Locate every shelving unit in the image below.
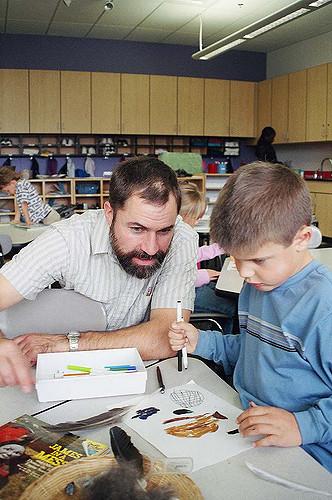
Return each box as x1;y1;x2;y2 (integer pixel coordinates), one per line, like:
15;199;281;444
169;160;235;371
205;174;231;218
0;175;205;221
0;134;223;159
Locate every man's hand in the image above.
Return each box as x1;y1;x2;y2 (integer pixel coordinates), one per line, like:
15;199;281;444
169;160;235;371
0;339;34;392
206;269;221;281
237;401;302;447
13;334;69;366
168;321;199;354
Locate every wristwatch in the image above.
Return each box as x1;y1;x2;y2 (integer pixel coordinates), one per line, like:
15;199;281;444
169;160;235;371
66;331;80;351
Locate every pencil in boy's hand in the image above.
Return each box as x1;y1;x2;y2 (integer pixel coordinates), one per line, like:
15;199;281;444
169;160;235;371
176;300;188;370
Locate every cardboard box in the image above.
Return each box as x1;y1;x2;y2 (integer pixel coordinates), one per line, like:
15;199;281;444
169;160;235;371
35;348;147;402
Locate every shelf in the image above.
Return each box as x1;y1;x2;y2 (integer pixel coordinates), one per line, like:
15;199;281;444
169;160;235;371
45;194;72;198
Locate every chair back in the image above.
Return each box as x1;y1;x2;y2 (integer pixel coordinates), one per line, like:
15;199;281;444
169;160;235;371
0;234;12;267
0;289;107;339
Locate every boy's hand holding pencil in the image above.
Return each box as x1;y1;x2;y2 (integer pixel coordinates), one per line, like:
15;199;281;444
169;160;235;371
168;321;199;354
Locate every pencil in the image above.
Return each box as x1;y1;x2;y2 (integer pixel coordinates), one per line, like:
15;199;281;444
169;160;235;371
177;300;188;370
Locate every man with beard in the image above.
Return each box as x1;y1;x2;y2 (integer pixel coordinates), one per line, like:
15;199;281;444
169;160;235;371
0;157;198;370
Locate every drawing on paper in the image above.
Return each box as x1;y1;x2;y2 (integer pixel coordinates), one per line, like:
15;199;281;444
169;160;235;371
131;407;160;420
164;411;228;438
173;409;193;415
170;389;204;408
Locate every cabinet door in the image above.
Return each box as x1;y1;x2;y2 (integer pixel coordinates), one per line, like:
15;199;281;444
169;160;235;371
121;74;149;134
256;79;271;137
288;70;306;143
327;63;332;141
30;70;61;133
150;75;177;135
271;74;288;143
61;71;91;133
306;64;327;142
92;72;120;134
0;69;29;133
178;77;204;136
204;78;230;136
314;193;332;237
230;81;256;137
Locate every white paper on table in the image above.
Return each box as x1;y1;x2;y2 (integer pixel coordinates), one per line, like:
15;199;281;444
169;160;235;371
124;381;252;471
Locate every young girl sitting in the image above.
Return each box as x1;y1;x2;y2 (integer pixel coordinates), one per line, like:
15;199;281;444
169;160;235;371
0;167;60;226
179;181;237;333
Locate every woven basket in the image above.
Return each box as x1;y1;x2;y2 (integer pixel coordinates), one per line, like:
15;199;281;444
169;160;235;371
19;456;203;500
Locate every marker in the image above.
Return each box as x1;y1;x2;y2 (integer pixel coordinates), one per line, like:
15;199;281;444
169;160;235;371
177;300;188;370
63;372;90;377
104;365;136;371
67;365;91;373
156;366;165;394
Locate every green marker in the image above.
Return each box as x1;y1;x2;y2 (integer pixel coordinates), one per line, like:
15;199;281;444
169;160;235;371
67;364;92;373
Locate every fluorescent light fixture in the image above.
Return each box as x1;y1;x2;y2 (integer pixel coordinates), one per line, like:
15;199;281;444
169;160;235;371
244;8;310;39
309;0;331;6
192;0;332;60
199;39;245;60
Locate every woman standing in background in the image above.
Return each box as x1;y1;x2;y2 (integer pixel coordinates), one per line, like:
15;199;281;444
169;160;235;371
255;126;278;163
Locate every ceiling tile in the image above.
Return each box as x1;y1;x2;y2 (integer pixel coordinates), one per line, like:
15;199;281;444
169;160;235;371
8;0;58;22
126;27;171;43
164;31;199;45
0;0;7;18
140;3;201;30
6;19;48;35
53;0;104;23
94;0;163;27
47;22;91;37
87;24;132;39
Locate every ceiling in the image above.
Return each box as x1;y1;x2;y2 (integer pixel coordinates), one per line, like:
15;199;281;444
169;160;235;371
1;0;332;54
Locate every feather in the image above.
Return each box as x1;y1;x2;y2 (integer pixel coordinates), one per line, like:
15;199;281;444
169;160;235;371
246;462;332;497
42;406;132;432
109;426;144;477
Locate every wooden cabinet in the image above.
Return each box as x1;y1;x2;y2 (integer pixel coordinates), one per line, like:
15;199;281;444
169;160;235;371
121;74;150;134
288;70;307;143
271;74;288;143
61;71;91;134
91;72;120;134
0;69;29;133
178;77;204;136
307;181;332;237
256;79;271;137
306;64;328;142
230;81;256;137
327;63;332;141
150;75;177;135
204;78;230;136
29;70;61;133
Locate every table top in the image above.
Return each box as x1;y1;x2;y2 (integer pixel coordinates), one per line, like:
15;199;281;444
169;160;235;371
0;223;47;245
216;256;243;294
216;249;332;295
30;357;332;500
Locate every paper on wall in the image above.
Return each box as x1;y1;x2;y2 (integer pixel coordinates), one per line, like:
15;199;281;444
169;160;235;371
125;381;252;471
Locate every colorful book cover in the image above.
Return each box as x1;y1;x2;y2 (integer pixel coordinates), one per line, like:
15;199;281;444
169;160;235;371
0;414;109;499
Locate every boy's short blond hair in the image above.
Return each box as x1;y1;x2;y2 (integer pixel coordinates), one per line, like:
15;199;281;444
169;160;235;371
210;162;312;253
0;167;20;189
179;181;206;222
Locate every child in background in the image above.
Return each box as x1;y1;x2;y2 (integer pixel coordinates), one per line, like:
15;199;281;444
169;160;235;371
0;167;60;226
171;163;332;472
179;181;237;333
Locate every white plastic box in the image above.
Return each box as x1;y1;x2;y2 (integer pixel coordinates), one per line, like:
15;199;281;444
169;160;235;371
35;348;147;402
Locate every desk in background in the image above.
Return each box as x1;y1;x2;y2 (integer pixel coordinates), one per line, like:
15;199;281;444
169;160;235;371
33;358;332;500
0;223;47;246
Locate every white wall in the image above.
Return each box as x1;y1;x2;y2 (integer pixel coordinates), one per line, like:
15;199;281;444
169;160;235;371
267;30;332;171
267;29;332;78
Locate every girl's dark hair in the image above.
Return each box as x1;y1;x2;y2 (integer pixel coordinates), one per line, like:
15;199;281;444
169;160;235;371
258;126;276;145
0;167;20;188
109;157;181;213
